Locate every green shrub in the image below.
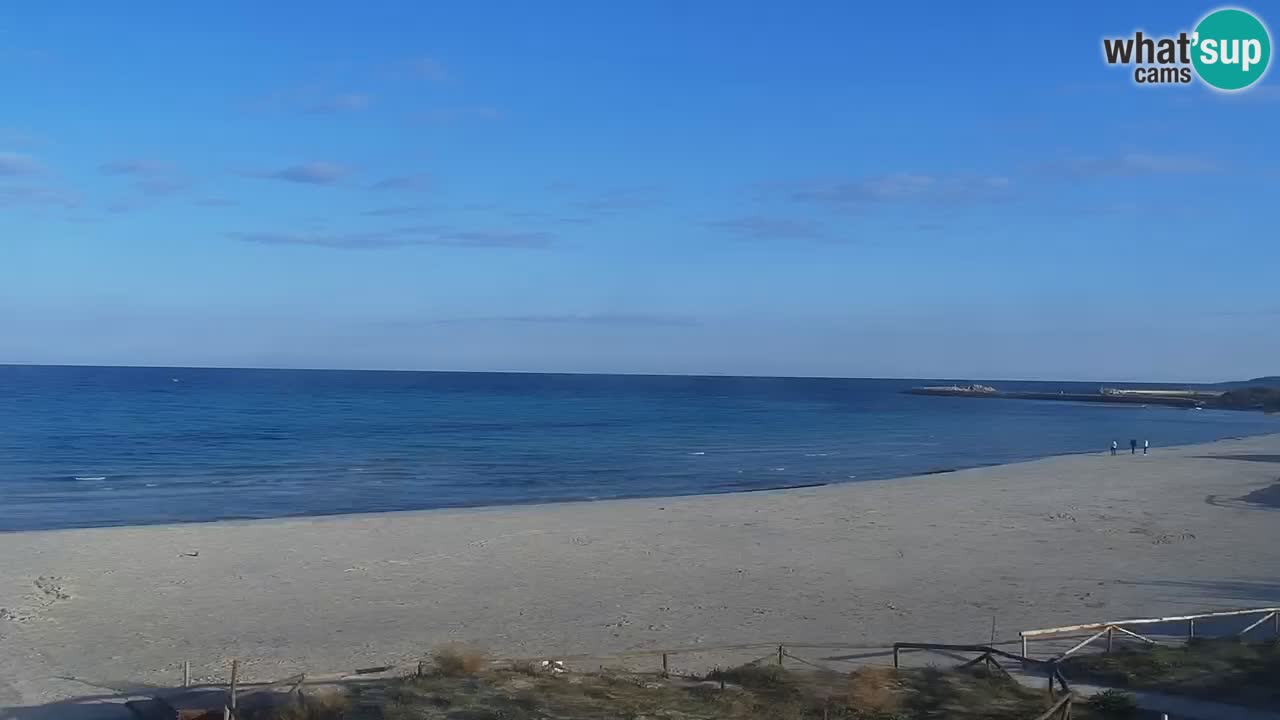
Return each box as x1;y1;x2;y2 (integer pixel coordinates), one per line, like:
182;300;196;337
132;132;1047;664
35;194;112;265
1088;689;1139;718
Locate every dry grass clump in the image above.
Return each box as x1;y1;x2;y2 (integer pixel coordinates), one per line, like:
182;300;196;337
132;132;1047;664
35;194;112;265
705;663;795;692
846;666;902;714
432;644;488;677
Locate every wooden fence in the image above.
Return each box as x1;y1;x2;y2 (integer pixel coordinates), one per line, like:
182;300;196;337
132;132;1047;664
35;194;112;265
135;604;1279;719
1019;605;1280;660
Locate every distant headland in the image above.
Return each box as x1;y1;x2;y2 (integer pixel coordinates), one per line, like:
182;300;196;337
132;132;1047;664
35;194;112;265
906;377;1280;412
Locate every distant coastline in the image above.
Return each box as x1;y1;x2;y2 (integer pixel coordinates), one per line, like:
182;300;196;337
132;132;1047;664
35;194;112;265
906;378;1280;413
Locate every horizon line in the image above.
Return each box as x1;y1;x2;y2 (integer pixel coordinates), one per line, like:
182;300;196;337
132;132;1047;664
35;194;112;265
0;361;1256;387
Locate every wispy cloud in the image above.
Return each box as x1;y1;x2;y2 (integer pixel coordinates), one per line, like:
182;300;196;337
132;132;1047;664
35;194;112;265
503;209;594;226
0;184;79;209
196;197;238;208
246;86;374;115
412;106;503;124
1045;152;1220;177
0;129;42;148
0;155;78;210
100;159;189;196
106;199;144;214
249;162;352;185
229;226;552;250
360;205;429;217
305;93;372;114
0;151;43;176
431;313;698;327
708;215;825;241
370;174;430;191
100;159;164;176
574;186;664;214
406;56;449;83
787;173;1010;210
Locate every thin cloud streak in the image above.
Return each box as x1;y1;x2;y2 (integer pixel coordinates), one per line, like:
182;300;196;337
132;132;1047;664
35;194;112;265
361;206;430;217
0;184;79;209
370;174;430;191
0;129;42;148
100;159;190;196
574;186;664;213
708;215;825;240
305;93;372;114
100;159;166;176
430;313;699;328
249;162;352;185
229;226;553;249
787;173;1011;210
1045;152;1221;177
0;151;43;176
412;106;503;124
406;57;450;83
196;197;238;207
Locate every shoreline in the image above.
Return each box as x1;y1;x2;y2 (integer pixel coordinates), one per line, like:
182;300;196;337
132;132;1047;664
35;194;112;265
4;432;1280;713
6;429;1278;537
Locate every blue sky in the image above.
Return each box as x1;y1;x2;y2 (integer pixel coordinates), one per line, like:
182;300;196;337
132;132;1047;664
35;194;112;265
2;1;1277;382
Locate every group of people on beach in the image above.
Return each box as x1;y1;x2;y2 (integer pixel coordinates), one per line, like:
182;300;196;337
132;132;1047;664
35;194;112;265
1111;439;1149;455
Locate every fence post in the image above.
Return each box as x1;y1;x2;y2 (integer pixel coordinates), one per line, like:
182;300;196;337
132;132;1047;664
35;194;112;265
1106;626;1114;654
417;660;425;677
662;653;669;677
777;645;784;667
183;661;190;688
893;646;900;668
1188;619;1195;640
229;659;239;713
1275;611;1279;638
1021;636;1028;659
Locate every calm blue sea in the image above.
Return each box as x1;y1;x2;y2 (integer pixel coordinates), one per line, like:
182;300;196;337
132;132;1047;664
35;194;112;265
1;365;1276;531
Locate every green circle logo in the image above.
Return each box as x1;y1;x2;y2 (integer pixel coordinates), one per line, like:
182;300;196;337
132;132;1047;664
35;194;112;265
1192;8;1271;91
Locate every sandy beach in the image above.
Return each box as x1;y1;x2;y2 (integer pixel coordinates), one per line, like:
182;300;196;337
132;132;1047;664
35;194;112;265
3;433;1280;717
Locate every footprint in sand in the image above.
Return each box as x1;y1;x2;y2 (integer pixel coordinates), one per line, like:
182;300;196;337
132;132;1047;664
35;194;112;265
0;607;28;622
34;576;72;603
0;577;72;623
1128;526;1196;545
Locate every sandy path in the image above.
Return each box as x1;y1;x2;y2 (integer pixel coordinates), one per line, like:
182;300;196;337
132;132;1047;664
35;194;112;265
2;433;1279;717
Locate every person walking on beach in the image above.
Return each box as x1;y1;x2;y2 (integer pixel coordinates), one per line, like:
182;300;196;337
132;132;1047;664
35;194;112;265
1143;439;1149;455
1111;440;1118;456
1130;439;1137;455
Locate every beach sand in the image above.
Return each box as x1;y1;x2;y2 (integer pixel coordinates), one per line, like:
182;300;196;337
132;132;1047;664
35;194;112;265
3;433;1280;717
